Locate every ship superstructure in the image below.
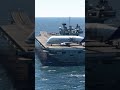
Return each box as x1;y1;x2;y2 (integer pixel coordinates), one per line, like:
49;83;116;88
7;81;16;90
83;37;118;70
59;23;83;36
86;0;116;23
35;23;85;66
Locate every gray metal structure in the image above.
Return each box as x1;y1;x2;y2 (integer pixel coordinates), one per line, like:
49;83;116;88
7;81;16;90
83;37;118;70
59;23;83;36
35;23;85;66
86;0;116;23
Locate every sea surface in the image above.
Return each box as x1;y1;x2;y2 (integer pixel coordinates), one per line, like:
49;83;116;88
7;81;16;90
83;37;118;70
0;37;14;90
0;64;14;90
35;17;85;90
35;17;85;37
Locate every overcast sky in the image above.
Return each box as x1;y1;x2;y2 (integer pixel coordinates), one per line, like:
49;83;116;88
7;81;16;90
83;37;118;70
35;0;85;17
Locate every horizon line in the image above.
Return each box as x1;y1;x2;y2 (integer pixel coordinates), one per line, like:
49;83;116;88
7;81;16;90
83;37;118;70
35;16;85;18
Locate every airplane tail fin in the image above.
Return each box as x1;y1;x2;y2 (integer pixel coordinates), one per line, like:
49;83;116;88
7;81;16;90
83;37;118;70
108;26;120;40
25;31;35;44
81;38;85;42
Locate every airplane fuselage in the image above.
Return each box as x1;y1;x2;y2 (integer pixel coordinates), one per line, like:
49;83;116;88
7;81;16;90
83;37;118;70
86;23;117;41
46;36;84;45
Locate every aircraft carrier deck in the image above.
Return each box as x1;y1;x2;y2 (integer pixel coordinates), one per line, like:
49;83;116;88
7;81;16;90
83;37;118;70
86;40;120;90
35;31;85;66
0;11;34;90
36;31;84;49
86;40;120;60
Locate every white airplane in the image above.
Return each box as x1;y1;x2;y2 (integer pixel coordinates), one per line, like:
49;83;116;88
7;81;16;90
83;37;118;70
86;23;120;48
86;23;120;41
46;36;84;45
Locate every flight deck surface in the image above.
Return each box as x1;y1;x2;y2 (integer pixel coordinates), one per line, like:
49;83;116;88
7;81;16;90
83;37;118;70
0;25;34;52
35;31;85;49
86;41;120;60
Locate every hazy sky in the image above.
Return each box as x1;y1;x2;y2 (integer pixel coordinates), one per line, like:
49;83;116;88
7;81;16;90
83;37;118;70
35;0;85;17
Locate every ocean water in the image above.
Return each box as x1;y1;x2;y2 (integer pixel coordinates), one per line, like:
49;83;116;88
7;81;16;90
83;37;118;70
35;17;85;37
0;64;14;90
35;17;85;90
